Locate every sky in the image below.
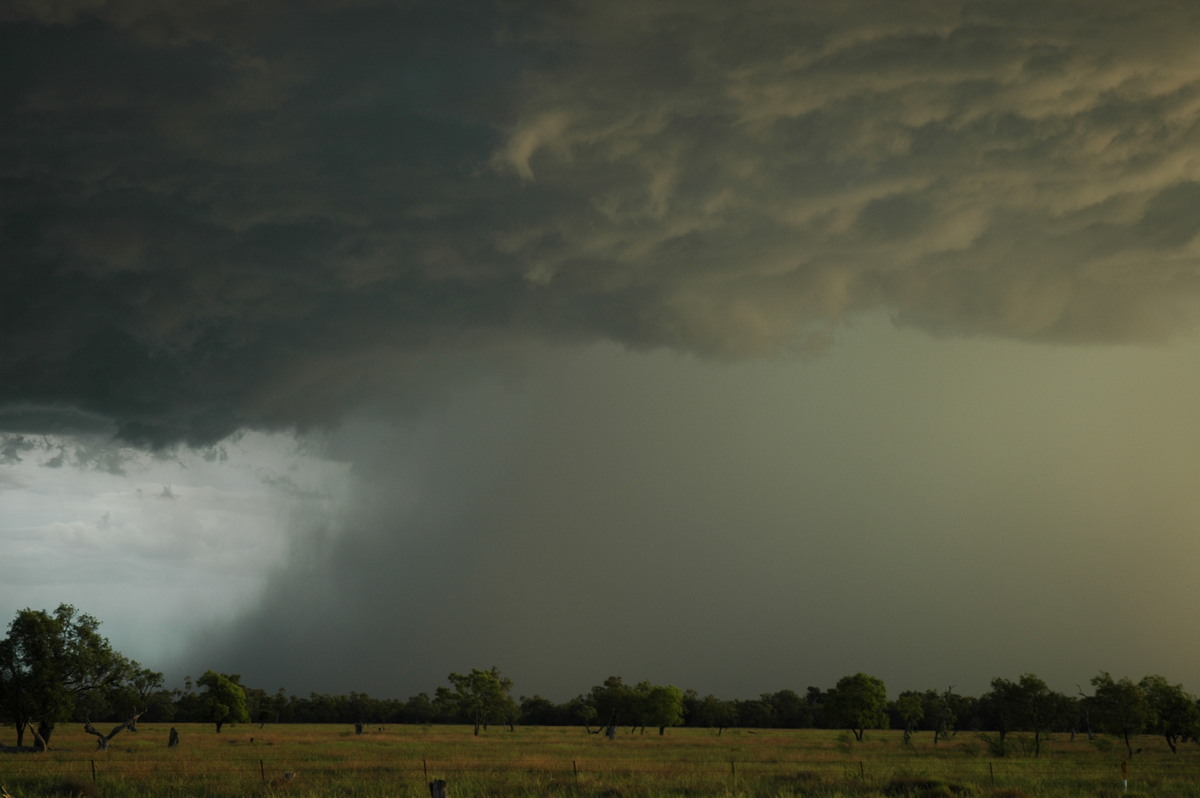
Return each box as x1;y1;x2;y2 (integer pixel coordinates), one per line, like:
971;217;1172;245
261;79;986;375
4;1;1200;703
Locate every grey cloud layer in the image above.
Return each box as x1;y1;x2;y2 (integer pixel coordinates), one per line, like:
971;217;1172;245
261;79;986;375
5;1;1200;444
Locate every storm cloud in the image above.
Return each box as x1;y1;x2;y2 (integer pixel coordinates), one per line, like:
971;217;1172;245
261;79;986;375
4;1;1200;446
6;2;1200;700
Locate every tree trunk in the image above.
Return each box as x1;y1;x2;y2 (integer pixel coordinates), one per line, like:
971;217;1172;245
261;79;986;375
85;712;143;751
215;721;224;734
33;721;53;751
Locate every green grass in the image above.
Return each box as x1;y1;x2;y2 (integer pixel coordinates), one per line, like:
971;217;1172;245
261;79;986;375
2;725;1200;797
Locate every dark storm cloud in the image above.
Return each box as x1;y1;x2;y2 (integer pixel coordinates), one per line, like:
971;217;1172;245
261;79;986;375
5;1;1200;445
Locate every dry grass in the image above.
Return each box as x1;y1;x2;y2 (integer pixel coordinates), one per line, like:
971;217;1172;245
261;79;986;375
1;725;1200;797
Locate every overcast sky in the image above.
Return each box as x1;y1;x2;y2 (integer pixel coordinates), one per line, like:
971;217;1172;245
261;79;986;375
5;1;1200;702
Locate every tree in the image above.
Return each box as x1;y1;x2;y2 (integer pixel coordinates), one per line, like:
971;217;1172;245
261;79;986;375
197;671;249;733
688;694;738;734
638;683;685;735
892;692;924;744
587;676;636;731
1091;672;1151;757
439;667;514;736
1017;673;1065;758
978;674;1064;757
1139;674;1200;754
825;673;888;741
978;677;1023;754
0;605;159;749
920;688;957;744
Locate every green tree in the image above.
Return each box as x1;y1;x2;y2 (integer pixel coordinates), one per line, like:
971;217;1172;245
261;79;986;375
439;667;514;736
1018;673;1065;758
638;683;685;735
1091;672;1151;757
920;688;956;744
978;677;1023;754
893;691;924;744
689;693;738;734
588;676;636;731
197;671;249;733
1139;674;1200;754
825;673;888;741
0;605;159;749
978;674;1064;757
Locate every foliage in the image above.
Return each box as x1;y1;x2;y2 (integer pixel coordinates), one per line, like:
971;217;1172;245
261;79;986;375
1090;671;1151;757
824;672;888;741
0;604;161;749
637;682;685;734
978;673;1067;757
892;691;924;743
436;667;515;735
197;671;249;733
1138;673;1200;754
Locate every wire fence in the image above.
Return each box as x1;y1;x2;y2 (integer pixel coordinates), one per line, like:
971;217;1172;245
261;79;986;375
2;754;1193;794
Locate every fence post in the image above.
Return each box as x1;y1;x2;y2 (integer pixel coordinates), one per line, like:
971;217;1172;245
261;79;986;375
90;760;97;785
573;760;578;783
260;759;266;783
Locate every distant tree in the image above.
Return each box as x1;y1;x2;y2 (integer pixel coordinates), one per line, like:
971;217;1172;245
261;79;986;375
404;692;437;724
763;689;815;728
0;605;160;749
1139;675;1200;754
689;694;737;734
920;688;957;744
1091;672;1151;757
893;692;924;744
1018;673;1066;758
439;667;514;735
588;676;636;731
978;674;1064;757
197;671;249;733
978;677;1023;754
638;683;685;735
565;696;599;731
825;673;888;741
518;695;560;725
734;697;774;728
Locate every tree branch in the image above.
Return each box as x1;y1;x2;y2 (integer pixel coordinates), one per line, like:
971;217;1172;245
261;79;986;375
83;710;144;751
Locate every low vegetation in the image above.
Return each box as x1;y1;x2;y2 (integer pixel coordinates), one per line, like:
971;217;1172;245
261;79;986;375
3;723;1200;798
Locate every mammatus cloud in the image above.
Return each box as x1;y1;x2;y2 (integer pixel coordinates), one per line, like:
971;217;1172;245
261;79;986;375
4;2;1200;447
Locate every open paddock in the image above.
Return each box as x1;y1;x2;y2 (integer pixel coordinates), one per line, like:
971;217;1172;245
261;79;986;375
2;724;1199;797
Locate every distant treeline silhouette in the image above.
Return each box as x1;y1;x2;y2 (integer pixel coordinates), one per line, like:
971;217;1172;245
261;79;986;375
151;671;1197;754
10;606;1191;756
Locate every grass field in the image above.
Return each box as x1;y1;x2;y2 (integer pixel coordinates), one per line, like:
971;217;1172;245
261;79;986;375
3;723;1200;797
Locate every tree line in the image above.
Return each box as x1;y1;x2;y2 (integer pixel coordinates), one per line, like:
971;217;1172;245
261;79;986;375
3;606;1198;757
